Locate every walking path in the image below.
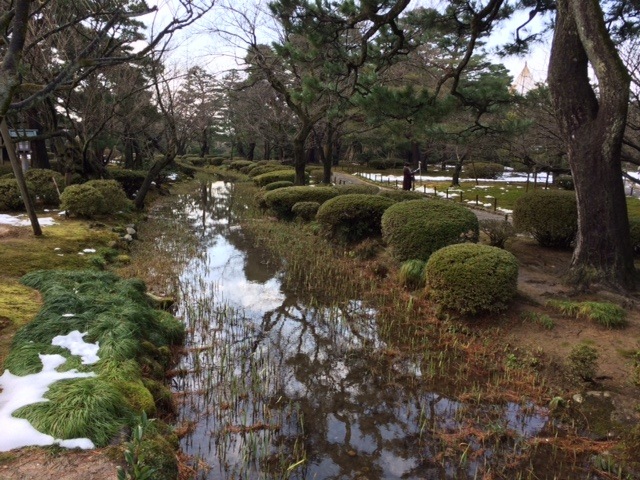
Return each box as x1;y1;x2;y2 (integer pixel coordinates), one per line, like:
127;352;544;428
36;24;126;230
331;170;509;222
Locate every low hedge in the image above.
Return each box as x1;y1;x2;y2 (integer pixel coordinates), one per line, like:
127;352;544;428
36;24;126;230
0;178;28;211
291;201;320;221
377;190;423;202
263;180;294;191
424;243;519;315
253;169;297;187
247;163;286;178
334;184;380;195
316;194;395;244
229;160;254;171
263;186;338;220
84;180;132;213
60;180;131;217
463;162;504;179
381;199;479;262
24;168;64;206
513;190;577;248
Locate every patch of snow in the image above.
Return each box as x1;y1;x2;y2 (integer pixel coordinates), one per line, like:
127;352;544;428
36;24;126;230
51;331;99;365
82;248;96;253
0;214;56;227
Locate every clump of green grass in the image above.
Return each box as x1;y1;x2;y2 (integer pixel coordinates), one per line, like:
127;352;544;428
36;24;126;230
13;377;132;447
398;259;426;290
547;300;627;328
520;310;555;330
4;269;184;446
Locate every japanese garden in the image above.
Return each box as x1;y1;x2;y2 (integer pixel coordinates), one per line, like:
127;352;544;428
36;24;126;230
1;0;640;479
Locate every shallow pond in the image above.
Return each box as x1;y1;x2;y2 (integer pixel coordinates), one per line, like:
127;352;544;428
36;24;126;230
154;181;555;479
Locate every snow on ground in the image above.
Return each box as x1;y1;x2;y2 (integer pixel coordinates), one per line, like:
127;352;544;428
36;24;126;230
0;331;100;452
0;214;57;227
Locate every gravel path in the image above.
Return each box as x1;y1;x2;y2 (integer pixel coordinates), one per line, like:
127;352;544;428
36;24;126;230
331;171;510;222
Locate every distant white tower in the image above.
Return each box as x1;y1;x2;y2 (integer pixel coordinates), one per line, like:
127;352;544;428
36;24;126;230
511;62;536;95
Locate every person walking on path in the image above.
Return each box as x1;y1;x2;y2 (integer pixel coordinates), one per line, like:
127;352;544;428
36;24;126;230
402;162;418;191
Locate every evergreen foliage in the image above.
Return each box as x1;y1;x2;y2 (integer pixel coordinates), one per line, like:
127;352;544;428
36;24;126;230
316;194;395;243
24;168;64;206
109;168;147;198
381;199;479;261
84;180;133;213
263;186;338;220
253;169;297;187
263;180;294;191
0;178;28;211
424;243;519;315
463;162;504;179
513;190;577;248
291;201;320;221
334;184;380;195
59;184;106;218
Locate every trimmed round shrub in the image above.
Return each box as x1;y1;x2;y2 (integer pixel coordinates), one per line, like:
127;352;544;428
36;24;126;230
108;168;147;198
229;160;254;171
263;186;338;220
424;243;519;315
248;163;286;178
24;168;65;206
317;194;395;244
0;178;27;211
381;199;479;262
513;190;577;248
378;189;423;202
60;183;106;217
264;180;294;191
334;184;380;195
84;179;132;213
399;259;426;290
464;162;504;179
207;156;225;166
253;169;297;187
292;201;320;221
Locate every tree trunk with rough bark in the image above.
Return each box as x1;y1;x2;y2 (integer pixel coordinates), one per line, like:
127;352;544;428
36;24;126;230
548;0;635;291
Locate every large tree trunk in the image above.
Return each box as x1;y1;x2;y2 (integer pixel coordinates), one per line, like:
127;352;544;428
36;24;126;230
27;109;50;169
548;0;634;291
293;124;311;185
322;124;334;184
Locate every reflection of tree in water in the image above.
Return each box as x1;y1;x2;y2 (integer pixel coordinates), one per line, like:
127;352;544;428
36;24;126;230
173;181;547;480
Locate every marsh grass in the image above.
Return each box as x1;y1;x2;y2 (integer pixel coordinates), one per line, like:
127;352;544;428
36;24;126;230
4;268;184;446
547;300;628;328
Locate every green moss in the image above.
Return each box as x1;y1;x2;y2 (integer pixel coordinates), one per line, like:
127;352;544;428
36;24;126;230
138;435;179;480
114;380;156;416
381;199;479;262
424;243;519;315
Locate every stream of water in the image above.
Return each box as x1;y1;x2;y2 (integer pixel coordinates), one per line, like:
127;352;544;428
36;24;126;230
157;181;550;479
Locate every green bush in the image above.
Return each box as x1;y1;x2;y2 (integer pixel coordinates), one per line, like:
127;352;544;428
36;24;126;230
24;168;64;206
60;183;106;218
424;243;519;315
0;178;28;211
479;219;516;248
247;163;286;178
85;180;133;213
567;343;599;381
229;160;254;171
207;156;225;166
398;259;426;290
334;184;380;195
263;180;294;191
464;162;504;179
108;168;147;198
263;186;338;220
381;199;479;262
377;189;423;202
555;174;574;190
513;190;577;248
253;169;297;187
292;201;320;221
316;194;395;244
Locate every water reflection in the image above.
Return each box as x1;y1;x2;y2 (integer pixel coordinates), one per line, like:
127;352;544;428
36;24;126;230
159;181;549;479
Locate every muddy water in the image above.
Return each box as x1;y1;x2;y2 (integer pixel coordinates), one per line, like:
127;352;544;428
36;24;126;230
165;182;549;479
